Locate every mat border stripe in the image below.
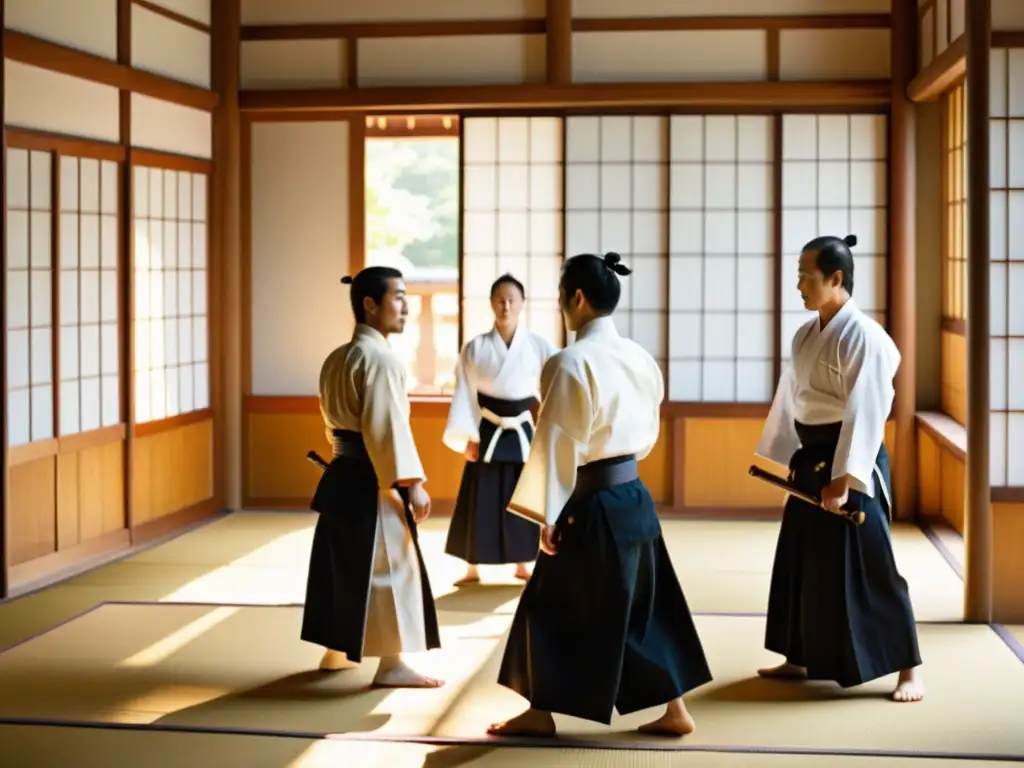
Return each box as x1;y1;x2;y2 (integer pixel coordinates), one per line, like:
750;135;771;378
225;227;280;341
0;717;1022;762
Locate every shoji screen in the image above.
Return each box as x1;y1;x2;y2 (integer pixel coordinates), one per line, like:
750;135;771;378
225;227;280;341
58;157;121;435
990;48;1024;486
667;115;775;402
5;148;55;446
780;114;889;364
564;115;668;373
461;117;564;347
133;166;210;424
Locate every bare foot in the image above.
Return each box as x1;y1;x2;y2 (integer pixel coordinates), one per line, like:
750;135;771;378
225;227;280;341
514;564;531;581
757;661;807;679
891;667;924;702
319;650;358;671
487;708;556;737
637;698;696;737
372;659;444;689
454;566;480;587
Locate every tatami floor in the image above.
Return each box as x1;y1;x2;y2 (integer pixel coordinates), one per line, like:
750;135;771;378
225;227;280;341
0;511;1021;768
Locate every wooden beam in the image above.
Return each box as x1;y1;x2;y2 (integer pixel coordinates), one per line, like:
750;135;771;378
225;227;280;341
964;0;992;624
1;0;10;600
242;19;544;41
890;0;917;522
546;0;572;86
907;35;965;101
212;0;244;513
3;30;219;112
132;0;211;33
240;80;892;113
238;14;891;41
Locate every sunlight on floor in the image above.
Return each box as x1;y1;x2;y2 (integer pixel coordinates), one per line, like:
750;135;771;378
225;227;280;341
118;607;240;667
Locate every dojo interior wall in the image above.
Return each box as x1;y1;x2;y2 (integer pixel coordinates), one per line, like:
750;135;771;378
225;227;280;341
2;0;220;595
240;0;899;516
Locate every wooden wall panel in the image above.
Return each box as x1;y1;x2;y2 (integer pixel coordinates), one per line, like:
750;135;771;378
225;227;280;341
993;501;1024;622
131;3;212;88
240;40;348;90
572;31;766;83
571;0;891;16
132;419;213;524
3;0;118;60
941;329;966;424
245;405;674;509
357;35;545;87
241;0;545;25
916;412;966;533
7;457;56;565
779;29;892;80
4;63;121;143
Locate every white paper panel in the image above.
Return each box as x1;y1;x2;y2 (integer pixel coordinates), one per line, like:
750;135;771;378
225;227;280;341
131;93;213;159
358;36;545;87
145;0;210;25
241;0;544;24
573;0;889;16
564;116;667;370
573;31;766;83
462;117;564;350
5;62;120;143
240;40;347;90
993;0;1024;30
132;4;212;88
4;0;118;60
667;115;775;403
250;121;351;396
780;113;889;364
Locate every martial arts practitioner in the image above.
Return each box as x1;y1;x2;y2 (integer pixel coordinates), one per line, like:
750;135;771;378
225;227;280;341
487;252;713;738
755;234;924;702
301;266;444;688
443;274;558;586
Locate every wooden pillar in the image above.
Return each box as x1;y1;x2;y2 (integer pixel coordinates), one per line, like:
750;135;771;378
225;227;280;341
546;0;572;86
890;0;917;521
964;0;992;623
1;0;10;599
213;0;243;511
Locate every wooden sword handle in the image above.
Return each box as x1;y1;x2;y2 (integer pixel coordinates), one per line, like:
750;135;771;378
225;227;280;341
748;465;866;525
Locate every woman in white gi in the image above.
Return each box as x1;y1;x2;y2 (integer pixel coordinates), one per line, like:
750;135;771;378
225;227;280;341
755;234;924;702
443;274;558;585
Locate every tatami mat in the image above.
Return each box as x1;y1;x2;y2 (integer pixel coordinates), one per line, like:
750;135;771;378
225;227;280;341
1;602;1020;759
1;726;1014;768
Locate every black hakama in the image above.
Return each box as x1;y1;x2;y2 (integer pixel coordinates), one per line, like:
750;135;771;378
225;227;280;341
300;429;441;663
764;420;922;687
444;393;540;565
498;456;713;724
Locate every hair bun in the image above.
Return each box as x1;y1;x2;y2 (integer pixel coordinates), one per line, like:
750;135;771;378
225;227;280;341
843;234;858;248
602;251;633;276
340;275;354;285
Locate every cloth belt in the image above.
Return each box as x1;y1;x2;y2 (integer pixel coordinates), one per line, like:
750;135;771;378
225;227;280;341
479;407;533;463
574;456;639;496
331;430;369;461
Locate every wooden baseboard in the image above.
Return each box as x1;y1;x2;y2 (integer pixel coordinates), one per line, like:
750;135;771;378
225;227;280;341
132;498;223;546
6;529;132;598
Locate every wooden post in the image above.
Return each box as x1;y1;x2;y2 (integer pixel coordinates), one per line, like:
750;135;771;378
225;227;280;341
890;0;918;521
213;0;243;512
964;0;992;623
546;0;572;86
1;0;10;599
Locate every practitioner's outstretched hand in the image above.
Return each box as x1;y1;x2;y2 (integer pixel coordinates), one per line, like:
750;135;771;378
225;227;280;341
465;442;480;462
409;481;431;523
539;525;558;556
821;476;849;513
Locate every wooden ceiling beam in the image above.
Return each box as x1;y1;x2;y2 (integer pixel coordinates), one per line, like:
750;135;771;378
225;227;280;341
239;80;892;113
239;14;891;42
